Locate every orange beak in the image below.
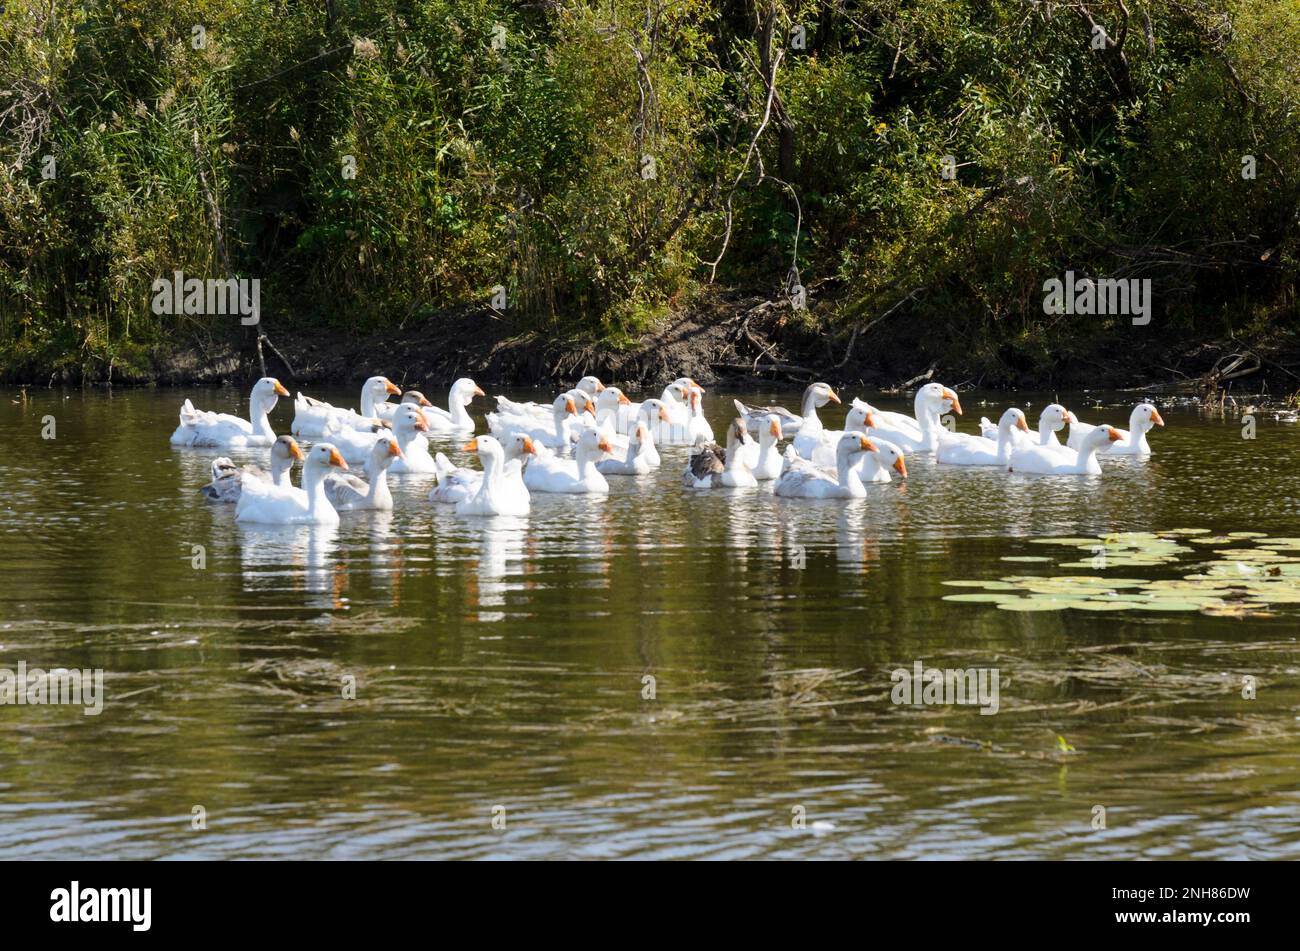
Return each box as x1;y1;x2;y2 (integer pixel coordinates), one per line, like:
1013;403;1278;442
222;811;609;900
827;387;841;404
598;437;613;453
1150;408;1165;426
462;438;478;452
328;448;347;469
658;406;671;422
1065;410;1077;424
688;379;704;393
594;381;606;392
387;440;404;459
288;440;305;461
864;411;877;429
565;398;577;416
1016;416;1030;432
942;389;963;415
859;436;877;452
472;385;486;398
385;380;402;395
617;392;631;405
413;415;429;432
521;436;537;455
418;395;432;407
272;380;290;397
1106;426;1123;441
769;419;782;438
893;455;908;477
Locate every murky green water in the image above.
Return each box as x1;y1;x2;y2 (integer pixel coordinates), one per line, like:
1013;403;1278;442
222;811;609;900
1;385;1298;859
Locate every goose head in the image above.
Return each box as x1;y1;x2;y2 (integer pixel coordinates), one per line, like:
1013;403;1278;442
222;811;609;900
501;433;538;461
462;434;505;466
595;386;631;419
673;376;704;395
723;418;753;462
803;381;841;412
576;375;606;395
451;378;486;407
553;392;580;424
759;414;782;447
871;439;908;478
307;442;348;474
575;427;614;461
365;376;401;401
998;407;1030;436
845;402;876;432
638;398;672;425
1131;402;1165;433
251;376;290;413
1040;403;1074;433
401;390;433;408
271;434;305;465
1084;425;1125;452
917;382;962;417
394;405;430;438
367;434;403;472
836;431;875;465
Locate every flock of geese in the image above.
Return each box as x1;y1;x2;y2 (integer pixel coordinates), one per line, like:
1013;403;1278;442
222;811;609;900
169;374;1166;523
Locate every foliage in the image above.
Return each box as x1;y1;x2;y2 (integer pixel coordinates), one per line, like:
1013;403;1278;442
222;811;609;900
1;0;1297;379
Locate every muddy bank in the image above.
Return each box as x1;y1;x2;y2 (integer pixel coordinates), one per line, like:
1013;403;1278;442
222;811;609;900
6;287;1300;398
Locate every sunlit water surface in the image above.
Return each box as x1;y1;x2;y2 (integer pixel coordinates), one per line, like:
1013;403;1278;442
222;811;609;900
1;385;1298;859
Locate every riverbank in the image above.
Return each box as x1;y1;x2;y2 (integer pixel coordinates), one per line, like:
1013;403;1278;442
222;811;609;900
5;287;1299;399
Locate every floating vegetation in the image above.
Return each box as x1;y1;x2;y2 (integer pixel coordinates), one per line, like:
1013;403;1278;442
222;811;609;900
941;529;1299;617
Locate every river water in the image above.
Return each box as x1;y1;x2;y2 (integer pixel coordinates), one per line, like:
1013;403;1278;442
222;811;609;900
1;384;1297;859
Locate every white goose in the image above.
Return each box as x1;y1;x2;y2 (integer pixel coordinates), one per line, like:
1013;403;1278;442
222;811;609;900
682;419;757;489
488;393;583;453
523;428;611;494
388;405;437;473
597;422;655;476
865;382;961;453
421;378;485;433
200;435;303;503
170;377;288;448
738;410;785;481
430;433;535;507
683;382;714;443
236;442;348;525
737;381;840;438
774;432;876;499
319;413;395;466
592;387;633;436
937;407;1028;466
1008;425;1122;475
455;435;532;517
798;402;875;466
857;438;908;483
1067;402;1165;456
981;402;1075;452
291;376;401;438
324;435;403;511
648;381;699;445
603;399;671;468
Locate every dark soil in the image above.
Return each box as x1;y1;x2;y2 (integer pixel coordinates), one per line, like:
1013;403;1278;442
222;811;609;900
6;286;1300;399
